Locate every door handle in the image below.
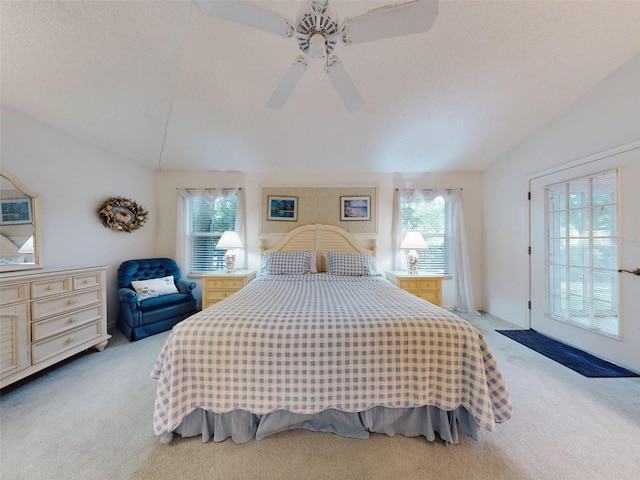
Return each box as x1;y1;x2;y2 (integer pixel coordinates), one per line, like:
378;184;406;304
618;268;640;276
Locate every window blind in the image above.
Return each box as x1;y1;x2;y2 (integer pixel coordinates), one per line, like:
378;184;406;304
401;195;452;275
189;195;238;273
546;169;619;338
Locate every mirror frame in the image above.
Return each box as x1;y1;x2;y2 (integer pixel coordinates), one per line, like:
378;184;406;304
0;170;42;272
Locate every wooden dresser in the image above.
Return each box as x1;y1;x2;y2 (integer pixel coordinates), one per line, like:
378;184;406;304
0;266;110;389
385;271;443;306
201;270;257;310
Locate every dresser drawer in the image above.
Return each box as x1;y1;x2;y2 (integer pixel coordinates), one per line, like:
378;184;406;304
32;304;103;342
419;279;441;290
206;278;245;290
204;290;232;303
0;283;29;304
31;321;103;364
207;279;226;289
31;276;73;299
73;271;103;290
398;279;421;290
413;291;440;303
31;287;102;321
224;278;246;289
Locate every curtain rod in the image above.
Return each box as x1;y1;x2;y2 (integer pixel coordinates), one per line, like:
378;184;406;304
175;187;242;190
395;188;463;191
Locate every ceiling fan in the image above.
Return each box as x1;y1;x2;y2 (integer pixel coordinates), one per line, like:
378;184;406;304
194;0;438;112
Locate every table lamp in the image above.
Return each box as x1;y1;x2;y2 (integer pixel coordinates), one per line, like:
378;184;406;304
216;231;243;272
401;232;428;275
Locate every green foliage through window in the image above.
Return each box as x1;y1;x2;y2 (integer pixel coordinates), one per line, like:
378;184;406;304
189;195;238;273
401;196;451;275
545;169;619;338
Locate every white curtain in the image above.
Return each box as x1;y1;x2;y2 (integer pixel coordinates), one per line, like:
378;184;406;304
175;188;244;274
393;188;478;315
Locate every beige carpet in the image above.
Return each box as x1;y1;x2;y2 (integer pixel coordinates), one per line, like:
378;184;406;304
1;312;639;480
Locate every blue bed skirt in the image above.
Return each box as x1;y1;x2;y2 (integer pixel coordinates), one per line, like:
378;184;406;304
161;406;480;445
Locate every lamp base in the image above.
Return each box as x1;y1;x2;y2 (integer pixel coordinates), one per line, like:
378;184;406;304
224;250;236;273
407;250;419;275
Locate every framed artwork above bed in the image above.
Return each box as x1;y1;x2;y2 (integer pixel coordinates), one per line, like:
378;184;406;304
261;186;378;234
267;196;298;221
340;196;370;221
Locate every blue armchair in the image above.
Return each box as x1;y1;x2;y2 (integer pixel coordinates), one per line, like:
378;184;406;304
117;258;197;341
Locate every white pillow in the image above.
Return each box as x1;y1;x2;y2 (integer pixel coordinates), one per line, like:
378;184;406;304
131;275;179;300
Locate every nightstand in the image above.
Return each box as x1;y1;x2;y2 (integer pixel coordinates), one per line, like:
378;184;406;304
201;270;257;309
385;271;442;306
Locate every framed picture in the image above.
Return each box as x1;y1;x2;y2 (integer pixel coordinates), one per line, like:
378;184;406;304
341;196;371;221
267;196;298;221
0;198;32;225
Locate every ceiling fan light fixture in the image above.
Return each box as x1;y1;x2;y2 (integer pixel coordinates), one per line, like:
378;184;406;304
308;33;326;58
196;0;440;111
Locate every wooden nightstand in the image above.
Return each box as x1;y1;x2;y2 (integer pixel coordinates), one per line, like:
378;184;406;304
385;271;442;306
201;270;257;309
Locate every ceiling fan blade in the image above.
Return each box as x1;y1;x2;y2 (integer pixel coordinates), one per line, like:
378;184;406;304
194;0;293;37
340;0;438;45
325;56;363;112
268;57;309;109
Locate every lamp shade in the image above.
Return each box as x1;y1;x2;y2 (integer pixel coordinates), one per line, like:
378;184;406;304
401;232;428;250
216;231;243;249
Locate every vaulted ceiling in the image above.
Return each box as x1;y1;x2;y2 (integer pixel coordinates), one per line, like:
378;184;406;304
2;0;640;173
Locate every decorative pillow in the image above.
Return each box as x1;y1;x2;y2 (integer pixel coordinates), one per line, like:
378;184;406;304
268;251;312;275
131;275;179;300
261;252;272;274
326;252;379;276
262;251;317;274
308;252;318;273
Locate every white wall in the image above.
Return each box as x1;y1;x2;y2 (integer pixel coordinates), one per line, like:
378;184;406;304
1;107;157;326
155;170;484;310
1;106;484;327
483;53;640;326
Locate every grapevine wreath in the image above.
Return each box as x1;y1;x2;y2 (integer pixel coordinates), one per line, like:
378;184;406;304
97;196;148;232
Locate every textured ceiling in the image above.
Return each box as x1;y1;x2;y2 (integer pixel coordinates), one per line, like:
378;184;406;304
2;0;640;173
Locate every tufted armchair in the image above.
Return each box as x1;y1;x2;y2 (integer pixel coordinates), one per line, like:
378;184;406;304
117;258;197;341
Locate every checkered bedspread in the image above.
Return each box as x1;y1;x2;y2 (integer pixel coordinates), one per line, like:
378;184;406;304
151;275;512;436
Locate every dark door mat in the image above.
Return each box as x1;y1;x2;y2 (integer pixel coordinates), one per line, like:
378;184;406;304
496;329;638;378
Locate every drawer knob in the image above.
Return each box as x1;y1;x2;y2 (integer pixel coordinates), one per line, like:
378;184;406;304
84;279;90;284
68;299;77;305
47;285;54;290
65;337;75;344
68;317;76;323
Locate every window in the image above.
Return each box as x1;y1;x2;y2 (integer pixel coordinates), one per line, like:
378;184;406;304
545;170;619;337
401;195;452;275
187;193;238;273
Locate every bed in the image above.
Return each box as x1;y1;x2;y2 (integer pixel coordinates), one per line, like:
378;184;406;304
151;224;512;445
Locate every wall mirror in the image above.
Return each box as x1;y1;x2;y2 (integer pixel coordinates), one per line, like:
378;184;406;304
0;170;41;272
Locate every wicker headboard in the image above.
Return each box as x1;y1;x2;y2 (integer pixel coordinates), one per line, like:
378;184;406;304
260;224;376;273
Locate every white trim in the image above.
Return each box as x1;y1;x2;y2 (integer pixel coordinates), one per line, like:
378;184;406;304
526;140;640;330
527;139;640;180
